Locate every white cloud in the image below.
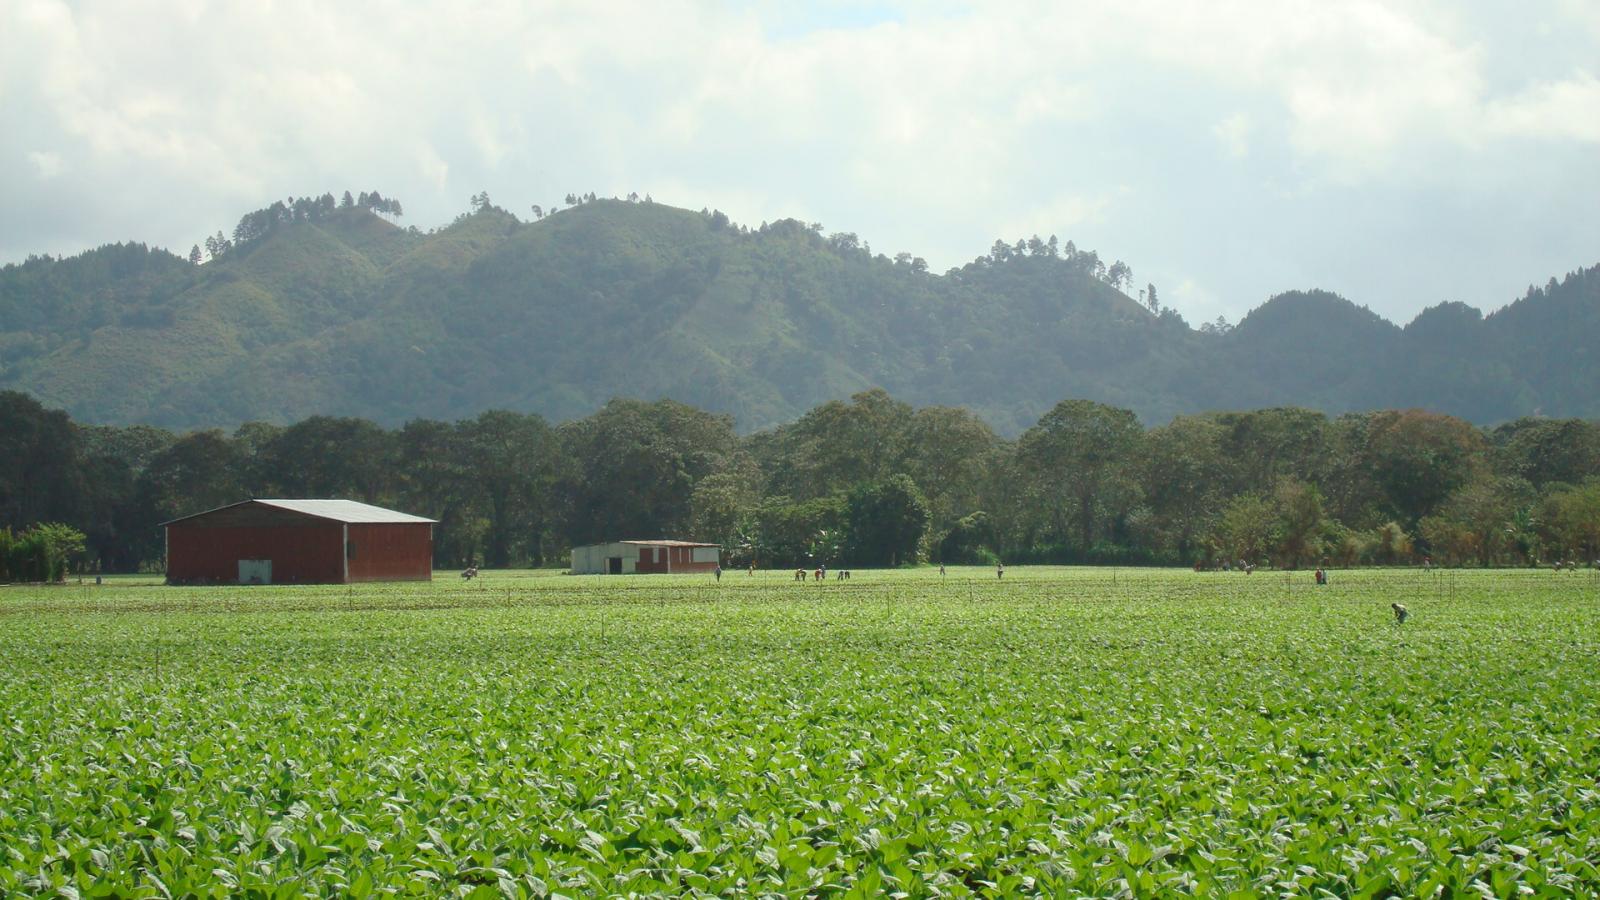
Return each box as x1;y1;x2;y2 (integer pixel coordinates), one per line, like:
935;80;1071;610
1212;114;1253;159
999;192;1119;242
28;150;63;179
1169;278;1229;325
1485;71;1600;142
1;1;1596;324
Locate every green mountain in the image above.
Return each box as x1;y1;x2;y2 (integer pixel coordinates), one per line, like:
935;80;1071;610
2;197;1596;434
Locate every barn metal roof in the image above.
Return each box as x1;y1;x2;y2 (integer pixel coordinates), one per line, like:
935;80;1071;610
161;498;437;526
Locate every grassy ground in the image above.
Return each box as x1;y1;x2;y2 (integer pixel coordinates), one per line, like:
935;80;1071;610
3;567;1598;896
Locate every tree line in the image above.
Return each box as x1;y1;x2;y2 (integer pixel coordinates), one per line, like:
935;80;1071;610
2;389;1597;577
193;190;405;264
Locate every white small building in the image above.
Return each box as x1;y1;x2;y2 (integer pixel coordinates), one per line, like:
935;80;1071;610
570;540;721;575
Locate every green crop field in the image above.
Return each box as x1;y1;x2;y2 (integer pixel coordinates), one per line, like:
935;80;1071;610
3;567;1598;897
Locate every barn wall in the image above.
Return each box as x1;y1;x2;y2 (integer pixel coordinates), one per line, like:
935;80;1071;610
166;522;344;584
346;523;433;582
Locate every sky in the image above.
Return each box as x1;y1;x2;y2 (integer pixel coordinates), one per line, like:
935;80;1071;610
3;0;1598;326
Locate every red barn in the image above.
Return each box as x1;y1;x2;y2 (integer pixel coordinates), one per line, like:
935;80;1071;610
162;499;435;585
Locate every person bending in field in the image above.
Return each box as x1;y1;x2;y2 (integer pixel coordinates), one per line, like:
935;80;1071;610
795;568;805;582
1392;602;1408;624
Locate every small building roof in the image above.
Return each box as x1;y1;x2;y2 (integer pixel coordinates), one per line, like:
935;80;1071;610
619;539;721;547
569;539;720;549
162;498;437;527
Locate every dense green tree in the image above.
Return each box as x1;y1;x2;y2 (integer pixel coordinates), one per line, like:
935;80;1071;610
0;391;86;532
1364;410;1487;526
1492;418;1600;489
1017;399;1143;549
1214;493;1276;564
1;522;86;582
900;405;999;534
845;474;929;567
1209;408;1331;496
131;431;248;564
1418;477;1529;566
762;390;915;501
689;463;762;554
558;399;740;546
1138;416;1229;561
936;510;997;564
1273;478;1326;568
460;410;558;567
741;495;846;568
256;416;396;502
1539;479;1600;562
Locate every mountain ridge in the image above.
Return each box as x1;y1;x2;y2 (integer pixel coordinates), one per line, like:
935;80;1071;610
1;197;1595;434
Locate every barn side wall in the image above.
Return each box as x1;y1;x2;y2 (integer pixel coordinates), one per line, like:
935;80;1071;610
166;522;344;584
346;523;433;582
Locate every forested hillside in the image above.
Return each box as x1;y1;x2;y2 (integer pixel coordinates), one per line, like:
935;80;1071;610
2;193;1597;433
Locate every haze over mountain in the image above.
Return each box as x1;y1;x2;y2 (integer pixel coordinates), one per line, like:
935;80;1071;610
1;195;1595;435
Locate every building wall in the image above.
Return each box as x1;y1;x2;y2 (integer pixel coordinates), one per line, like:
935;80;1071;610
571;543;720;574
572;542;637;574
166;522;344;584
634;544;719;574
346;523;433;582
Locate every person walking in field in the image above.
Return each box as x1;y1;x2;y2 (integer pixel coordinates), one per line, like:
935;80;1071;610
714;564;722;582
996;562;1005;580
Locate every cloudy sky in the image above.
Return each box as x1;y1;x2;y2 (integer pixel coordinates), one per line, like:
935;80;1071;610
4;0;1597;324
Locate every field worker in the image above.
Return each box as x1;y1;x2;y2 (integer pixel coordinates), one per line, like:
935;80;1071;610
997;562;1005;580
714;564;722;581
748;563;755;575
814;566;823;582
1314;568;1326;585
1392;602;1408;624
795;568;804;582
939;564;946;577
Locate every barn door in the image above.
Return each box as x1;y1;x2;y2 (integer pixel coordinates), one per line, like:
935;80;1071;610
238;559;272;585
